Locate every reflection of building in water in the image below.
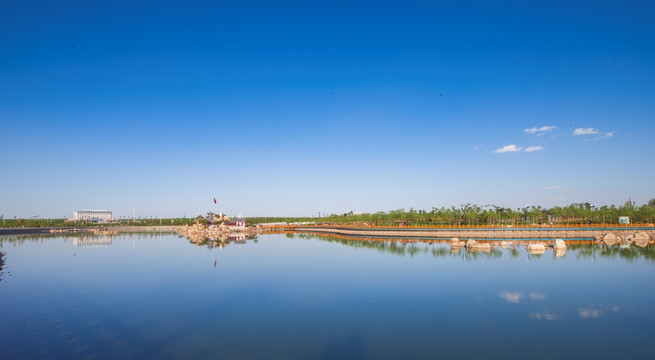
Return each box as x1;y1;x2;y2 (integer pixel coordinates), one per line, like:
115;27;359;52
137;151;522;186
73;210;112;222
228;217;247;230
230;234;247;242
73;235;112;247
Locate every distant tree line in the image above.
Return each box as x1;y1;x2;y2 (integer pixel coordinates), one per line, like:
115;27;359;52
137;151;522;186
249;199;655;226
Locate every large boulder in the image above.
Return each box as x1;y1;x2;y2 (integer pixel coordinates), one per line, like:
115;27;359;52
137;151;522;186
602;233;620;246
553;239;567;249
633;232;650;247
472;243;492;252
467;239;491;252
450;237;460;245
527;243;546;254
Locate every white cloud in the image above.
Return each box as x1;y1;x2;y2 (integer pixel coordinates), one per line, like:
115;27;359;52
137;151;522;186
473;145;482;150
494;144;522;153
525;126;556;135
573;128;599;136
528;292;547;300
589;132;614;141
499;291;523;303
524;146;544;152
578;308;603;319
581;131;615;142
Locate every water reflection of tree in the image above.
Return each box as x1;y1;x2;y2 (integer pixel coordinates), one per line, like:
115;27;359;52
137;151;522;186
0;232;171;247
298;233;418;256
432;247;450;258
300;233;653;261
304;233;506;259
0;251;5;282
568;244;654;262
463;247;503;260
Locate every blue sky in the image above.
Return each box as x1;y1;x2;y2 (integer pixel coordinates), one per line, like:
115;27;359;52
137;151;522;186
1;0;654;218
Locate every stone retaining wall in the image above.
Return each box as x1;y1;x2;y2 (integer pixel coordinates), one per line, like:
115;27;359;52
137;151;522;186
294;227;655;240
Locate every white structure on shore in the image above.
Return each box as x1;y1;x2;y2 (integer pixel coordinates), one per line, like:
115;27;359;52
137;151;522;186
73;210;112;222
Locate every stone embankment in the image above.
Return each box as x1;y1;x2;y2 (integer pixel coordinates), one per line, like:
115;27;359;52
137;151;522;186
293;226;654;245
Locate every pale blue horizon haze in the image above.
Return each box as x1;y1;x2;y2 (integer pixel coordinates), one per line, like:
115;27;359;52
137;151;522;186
1;0;654;219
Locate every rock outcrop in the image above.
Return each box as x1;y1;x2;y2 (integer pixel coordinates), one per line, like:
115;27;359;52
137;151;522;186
450;237;462;246
602;233;620;246
633;232;650;247
527;243;546;254
466;239;491;252
553;239;567;249
176;223;259;243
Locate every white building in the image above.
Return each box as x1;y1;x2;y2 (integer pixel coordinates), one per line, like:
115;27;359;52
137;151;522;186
73;210;112;222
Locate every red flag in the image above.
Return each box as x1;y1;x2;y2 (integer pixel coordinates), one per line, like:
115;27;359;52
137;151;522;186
213;198;217;204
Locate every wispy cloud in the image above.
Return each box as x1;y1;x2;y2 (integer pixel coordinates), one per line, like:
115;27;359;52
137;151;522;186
499;291;523;303
578;308;603;319
494;144;522;153
500;291;549;304
573;128;615;141
525;126;556;136
473;145;482;150
573;128;599;136
524;146;544;152
530;311;559;320
528;292;547;300
585;132;614;141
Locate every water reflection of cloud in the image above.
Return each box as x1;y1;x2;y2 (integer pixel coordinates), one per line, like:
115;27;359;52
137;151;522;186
578;308;603;318
528;292;547;300
500;291;548;303
529;311;560;320
499;291;524;303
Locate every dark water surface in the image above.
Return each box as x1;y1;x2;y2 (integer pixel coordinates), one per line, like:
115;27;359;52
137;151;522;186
1;233;653;359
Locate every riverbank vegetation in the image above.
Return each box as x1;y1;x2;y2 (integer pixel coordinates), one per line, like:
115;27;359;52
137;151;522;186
249;199;655;226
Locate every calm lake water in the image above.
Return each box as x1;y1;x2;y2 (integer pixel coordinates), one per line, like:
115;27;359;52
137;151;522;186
1;233;653;359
